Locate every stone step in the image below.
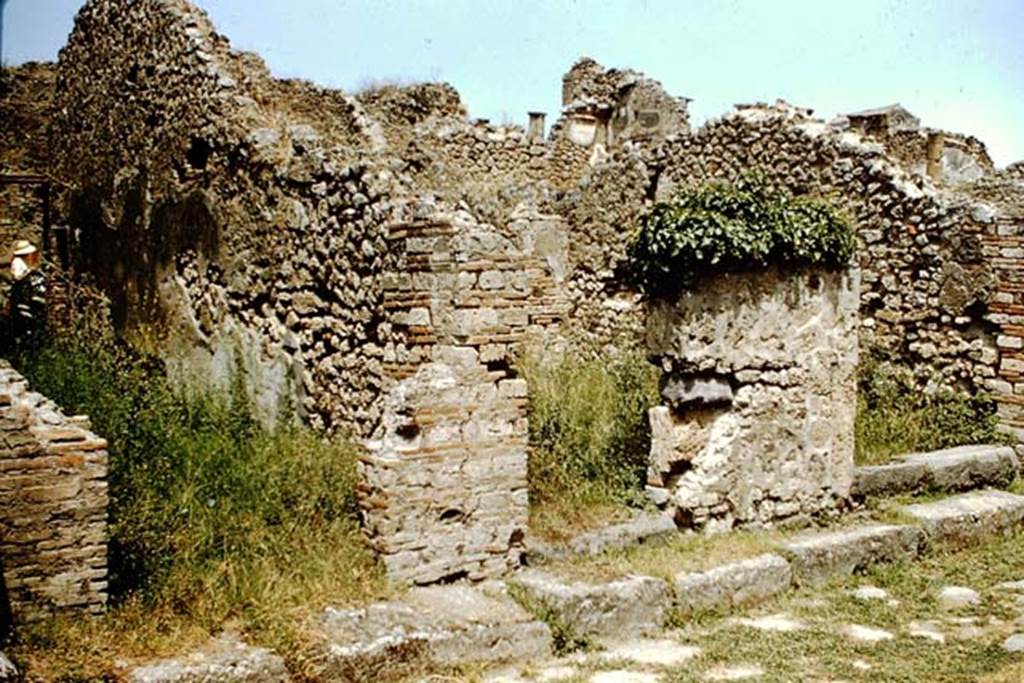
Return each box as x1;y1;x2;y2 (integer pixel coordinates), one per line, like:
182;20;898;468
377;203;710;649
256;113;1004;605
314;584;551;682
853;445;1019;498
127;635;287;683
525;511;677;563
674;553;792;614
508;570;671;639
900;489;1024;550
778;524;924;587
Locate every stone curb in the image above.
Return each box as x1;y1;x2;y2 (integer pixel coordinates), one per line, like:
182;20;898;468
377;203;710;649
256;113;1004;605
900;489;1024;550
779;524;925;587
852;445;1019;498
508;570;671;639
525;511;677;563
674;553;791;614
313;584;552;682
127;635;287;683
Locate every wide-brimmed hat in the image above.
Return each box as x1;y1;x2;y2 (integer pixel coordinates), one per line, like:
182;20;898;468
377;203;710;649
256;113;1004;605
12;240;37;257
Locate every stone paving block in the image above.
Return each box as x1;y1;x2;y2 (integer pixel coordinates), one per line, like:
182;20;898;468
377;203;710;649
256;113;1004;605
852;445;1019;498
674;553;792;613
128;635;287;683
315;584;551;682
901;489;1024;549
526;512;678;562
509;570;671;638
779;524;924;586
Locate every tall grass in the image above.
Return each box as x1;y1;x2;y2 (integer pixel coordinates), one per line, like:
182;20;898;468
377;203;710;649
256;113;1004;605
9;333;385;679
855;353;1011;465
520;343;660;538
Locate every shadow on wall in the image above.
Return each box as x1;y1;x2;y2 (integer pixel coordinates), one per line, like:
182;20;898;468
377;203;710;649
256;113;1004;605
69;178;220;330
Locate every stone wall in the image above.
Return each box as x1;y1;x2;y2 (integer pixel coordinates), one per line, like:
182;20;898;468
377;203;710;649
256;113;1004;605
645;268;859;530
359;205;566;583
30;0;1024;586
0;361;108;622
653;103;1000;395
0;62;55;250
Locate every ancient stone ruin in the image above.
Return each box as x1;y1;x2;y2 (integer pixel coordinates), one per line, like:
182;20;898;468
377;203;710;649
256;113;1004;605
646;268;860;530
0;0;1022;589
0;363;108;623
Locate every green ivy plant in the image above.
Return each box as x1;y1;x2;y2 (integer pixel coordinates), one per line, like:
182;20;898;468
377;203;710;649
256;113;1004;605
629;173;856;295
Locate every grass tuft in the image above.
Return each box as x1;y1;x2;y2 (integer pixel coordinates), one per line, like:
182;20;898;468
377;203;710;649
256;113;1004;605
520;342;660;540
7;333;386;679
854;352;1011;465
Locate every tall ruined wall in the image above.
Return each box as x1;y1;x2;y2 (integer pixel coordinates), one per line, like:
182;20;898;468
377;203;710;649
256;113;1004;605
51;0;396;433
0;62;55;250
652;104;1001;394
0;361;108;622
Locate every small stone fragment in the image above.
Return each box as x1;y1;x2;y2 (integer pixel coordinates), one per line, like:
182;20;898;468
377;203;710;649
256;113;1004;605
590;671;661;683
908;621;946;643
843;624;895;643
734;613;805;632
1003;634;1024;653
598;638;701;666
705;664;766;680
851;586;890;602
938;586;981;610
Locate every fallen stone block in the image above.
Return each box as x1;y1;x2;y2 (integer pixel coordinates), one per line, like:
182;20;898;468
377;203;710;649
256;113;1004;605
674;553;792;613
525;511;677;562
852;445;1019;498
128;635;287;683
509;570;671;639
779;524;924;586
314;584;551;682
900;489;1024;549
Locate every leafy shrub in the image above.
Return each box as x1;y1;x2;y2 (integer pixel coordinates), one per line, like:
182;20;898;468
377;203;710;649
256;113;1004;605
521;343;660;532
856;353;1012;465
11;333;384;673
629;173;856;295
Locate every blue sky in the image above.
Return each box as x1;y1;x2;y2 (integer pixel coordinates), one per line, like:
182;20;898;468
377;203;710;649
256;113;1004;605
5;0;1024;165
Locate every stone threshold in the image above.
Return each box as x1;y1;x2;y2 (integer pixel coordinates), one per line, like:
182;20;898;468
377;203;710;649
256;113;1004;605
123;487;1024;681
852;444;1020;498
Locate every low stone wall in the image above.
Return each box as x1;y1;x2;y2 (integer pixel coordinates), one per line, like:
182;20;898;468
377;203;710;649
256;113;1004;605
645;268;859;531
0;361;108;622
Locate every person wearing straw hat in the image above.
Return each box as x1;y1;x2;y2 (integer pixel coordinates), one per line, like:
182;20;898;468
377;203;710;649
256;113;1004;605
3;240;46;351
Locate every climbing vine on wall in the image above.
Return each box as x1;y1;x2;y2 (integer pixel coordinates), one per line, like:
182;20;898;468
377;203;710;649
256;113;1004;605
629;173;856;295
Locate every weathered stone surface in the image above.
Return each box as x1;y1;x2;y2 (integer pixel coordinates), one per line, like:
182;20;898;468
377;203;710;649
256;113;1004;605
937;586;981;610
646;268;859;529
900;490;1024;549
0;362;109;622
1003;633;1024;653
128;635;287;683
853;445;1019;497
597;638;700;666
525;511;677;562
780;524;924;586
674;554;792;614
660;374;733;408
314;584;551;682
843;624;894;644
509;570;671;638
